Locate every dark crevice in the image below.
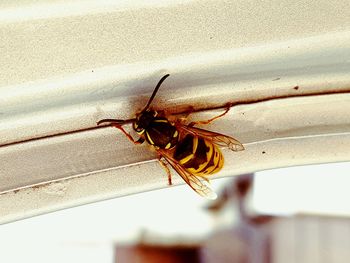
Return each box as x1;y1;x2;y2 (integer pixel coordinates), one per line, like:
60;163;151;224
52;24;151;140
1;88;350;148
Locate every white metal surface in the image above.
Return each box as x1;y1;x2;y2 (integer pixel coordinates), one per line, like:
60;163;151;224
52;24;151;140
0;0;350;223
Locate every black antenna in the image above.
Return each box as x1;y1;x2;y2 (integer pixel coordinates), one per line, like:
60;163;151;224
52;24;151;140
97;74;170;126
141;74;170;112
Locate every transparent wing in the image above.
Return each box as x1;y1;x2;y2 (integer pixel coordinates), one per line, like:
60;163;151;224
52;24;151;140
157;149;217;200
177;125;244;151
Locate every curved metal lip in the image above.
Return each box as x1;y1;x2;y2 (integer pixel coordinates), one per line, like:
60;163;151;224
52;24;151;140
1;14;350;223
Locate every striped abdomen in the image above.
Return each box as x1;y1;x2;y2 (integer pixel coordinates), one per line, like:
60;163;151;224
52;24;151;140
173;134;224;177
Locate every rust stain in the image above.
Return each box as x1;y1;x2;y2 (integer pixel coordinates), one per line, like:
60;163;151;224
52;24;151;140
1;181;66;196
0;126;99;148
32;185;43;190
173;86;350;116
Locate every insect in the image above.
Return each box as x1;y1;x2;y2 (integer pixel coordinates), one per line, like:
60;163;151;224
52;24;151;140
97;74;244;199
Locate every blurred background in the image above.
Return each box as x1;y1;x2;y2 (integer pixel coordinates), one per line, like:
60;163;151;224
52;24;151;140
0;161;349;263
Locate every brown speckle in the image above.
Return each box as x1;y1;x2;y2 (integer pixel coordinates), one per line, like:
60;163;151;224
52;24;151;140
294;86;299;90
262;151;266;154
32;185;41;190
28;182;67;196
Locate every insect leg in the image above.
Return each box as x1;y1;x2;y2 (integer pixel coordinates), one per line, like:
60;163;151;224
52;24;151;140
111;124;144;145
179;106;196;121
169;106;196;124
157;155;172;185
188;103;232;127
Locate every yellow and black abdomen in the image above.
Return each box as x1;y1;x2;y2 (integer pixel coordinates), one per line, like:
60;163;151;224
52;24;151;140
173;134;224;177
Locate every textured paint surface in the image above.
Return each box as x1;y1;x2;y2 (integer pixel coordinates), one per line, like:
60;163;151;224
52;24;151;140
1;0;350;87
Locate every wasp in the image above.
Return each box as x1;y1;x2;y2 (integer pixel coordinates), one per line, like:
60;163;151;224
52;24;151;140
97;74;244;199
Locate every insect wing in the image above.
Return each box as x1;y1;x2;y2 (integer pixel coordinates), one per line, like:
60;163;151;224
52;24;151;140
177;125;244;151
157;149;217;200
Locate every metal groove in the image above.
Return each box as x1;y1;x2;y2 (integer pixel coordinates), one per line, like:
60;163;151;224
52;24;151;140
1;88;349;148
